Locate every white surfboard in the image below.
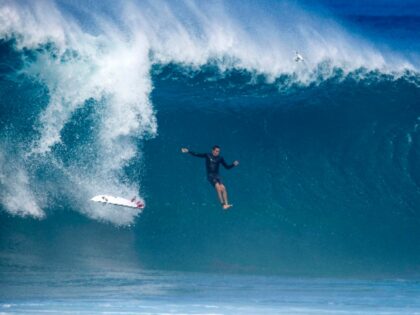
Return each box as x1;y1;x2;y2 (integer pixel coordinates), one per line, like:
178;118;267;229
91;195;145;209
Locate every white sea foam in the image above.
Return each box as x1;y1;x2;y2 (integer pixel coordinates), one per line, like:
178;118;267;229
0;148;44;218
0;1;156;224
0;0;416;224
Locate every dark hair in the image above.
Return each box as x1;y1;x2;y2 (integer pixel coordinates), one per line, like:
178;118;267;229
212;145;220;150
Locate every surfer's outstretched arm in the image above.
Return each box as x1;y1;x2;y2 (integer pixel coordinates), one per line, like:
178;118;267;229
181;148;206;158
221;158;239;169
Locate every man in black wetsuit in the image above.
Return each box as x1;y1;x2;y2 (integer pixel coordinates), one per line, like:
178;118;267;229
181;145;239;210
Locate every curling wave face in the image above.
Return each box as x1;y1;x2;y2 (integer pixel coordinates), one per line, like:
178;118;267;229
0;0;418;226
0;0;420;276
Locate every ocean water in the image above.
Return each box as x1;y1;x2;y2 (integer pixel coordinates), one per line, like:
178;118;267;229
0;0;420;314
1;269;420;314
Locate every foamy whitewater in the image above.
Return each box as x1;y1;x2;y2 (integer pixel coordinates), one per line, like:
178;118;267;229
0;0;419;314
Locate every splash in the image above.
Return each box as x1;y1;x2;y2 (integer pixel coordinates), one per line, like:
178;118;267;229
0;147;44;218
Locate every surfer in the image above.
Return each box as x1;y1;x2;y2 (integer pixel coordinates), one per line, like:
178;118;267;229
181;145;239;210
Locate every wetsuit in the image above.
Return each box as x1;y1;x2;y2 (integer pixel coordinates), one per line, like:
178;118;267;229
188;151;235;186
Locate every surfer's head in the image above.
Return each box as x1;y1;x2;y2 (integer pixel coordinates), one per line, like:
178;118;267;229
212;145;221;157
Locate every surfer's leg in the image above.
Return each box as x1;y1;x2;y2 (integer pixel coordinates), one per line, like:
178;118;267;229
215;183;225;205
220;184;228;205
216;183;231;209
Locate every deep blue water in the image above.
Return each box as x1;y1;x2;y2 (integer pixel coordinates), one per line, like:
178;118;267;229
0;0;420;313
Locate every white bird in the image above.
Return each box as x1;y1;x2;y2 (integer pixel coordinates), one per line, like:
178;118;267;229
294;51;304;63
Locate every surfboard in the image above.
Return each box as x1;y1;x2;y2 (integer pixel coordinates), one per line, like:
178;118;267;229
91;195;145;209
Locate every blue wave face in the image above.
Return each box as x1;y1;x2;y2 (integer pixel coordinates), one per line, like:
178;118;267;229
129;65;420;275
0;0;420;277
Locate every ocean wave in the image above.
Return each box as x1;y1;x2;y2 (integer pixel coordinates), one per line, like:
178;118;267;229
0;0;418;225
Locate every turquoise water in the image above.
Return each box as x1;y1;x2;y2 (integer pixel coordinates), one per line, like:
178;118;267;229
1;269;419;314
1;0;420;313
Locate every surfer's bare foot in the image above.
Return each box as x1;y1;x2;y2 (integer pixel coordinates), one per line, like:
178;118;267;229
223;204;232;210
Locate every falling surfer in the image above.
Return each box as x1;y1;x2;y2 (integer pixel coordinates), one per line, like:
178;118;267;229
181;145;239;210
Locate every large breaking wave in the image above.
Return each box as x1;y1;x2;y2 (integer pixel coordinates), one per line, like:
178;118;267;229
0;0;418;225
0;0;419;276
